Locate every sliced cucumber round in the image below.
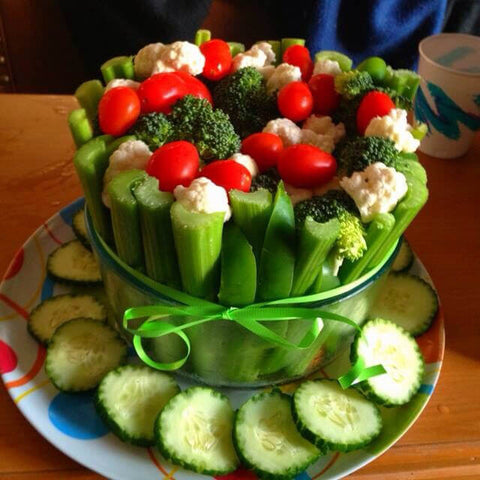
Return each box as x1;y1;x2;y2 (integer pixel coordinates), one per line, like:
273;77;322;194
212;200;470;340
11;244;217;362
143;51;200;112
234;389;320;479
292;379;382;452
314;50;352;71
155;387;239;475
47;240;102;285
370;273;438;336
351;318;424;407
391;239;414;272
96;365;179;446
46;318;127;392
72;208;91;249
28;294;106;345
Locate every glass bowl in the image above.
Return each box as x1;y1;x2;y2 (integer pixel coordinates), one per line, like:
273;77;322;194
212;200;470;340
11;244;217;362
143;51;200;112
86;209;399;388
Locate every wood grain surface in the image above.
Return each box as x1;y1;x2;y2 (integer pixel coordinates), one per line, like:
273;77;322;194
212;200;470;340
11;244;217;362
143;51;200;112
0;94;479;480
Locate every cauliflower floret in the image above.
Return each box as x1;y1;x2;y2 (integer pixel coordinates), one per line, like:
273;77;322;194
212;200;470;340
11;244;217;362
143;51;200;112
300;129;335;153
339;162;408;222
102;141;152;208
313;59;342;76
174;177;231;222
231;153;259;178
232;49;267;71
134;43;165;79
258;65;276;81
303;115;346;144
153;41;205;76
252;42;276;65
105;79;140;92
266;63;302;93
284;183;313;205
263;118;302;147
365;108;420;153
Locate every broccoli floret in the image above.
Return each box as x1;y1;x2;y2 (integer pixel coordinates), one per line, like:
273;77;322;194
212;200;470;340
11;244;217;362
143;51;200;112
335;136;399;175
213;67;278;138
250;168;281;194
331;95;363;135
334;70;374;99
129;112;173;151
295;191;366;262
169;95;240;161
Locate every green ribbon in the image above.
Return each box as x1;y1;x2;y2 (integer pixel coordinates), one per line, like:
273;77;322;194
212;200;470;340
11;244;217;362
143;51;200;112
123;303;386;388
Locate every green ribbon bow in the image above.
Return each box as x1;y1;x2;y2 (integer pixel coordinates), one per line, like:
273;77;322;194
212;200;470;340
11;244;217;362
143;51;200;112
123;303;386;388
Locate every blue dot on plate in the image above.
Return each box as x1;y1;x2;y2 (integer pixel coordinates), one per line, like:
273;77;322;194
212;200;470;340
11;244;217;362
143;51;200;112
48;391;109;439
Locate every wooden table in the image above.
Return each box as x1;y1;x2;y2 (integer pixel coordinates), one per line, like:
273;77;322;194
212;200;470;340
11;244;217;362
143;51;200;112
0;94;479;480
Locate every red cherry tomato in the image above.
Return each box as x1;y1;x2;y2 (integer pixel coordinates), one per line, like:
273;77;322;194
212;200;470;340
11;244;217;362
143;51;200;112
137;73;188;114
277;144;336;188
282;45;313;81
356;91;395;134
241;133;283;173
200;39;232;81
200;160;252;192
98;87;140;136
172;71;213;104
146;141;199;192
308;74;340;115
277;81;313;122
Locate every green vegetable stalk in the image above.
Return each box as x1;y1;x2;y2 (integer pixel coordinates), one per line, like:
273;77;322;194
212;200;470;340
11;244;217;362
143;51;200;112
100;56;135;83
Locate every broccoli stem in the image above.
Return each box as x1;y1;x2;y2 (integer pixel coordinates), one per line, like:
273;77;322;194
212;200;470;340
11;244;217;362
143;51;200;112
68;109;93;148
194;29;211;46
100;56;135;83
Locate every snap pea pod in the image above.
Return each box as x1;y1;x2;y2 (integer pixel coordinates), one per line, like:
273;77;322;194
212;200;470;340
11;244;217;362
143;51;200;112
75;79;104;123
101;56;135;84
68;109;93;148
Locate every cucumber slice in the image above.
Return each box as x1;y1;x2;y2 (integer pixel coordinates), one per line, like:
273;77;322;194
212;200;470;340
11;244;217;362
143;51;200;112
133;176;180;287
257;182;296;301
68;109;93;148
227;42;245;57
155;387;239;475
74;80;104;123
46;318;127;392
170;202;224;300
293;379;382;452
72;208;90;249
370;273;438;336
108;169;148;270
194;29;211;46
314;51;353;71
28;294;106;345
101;56;135;83
218;223;256;306
234;390;320;479
96;365;179;446
391;239;414;272
351;318;425;406
47;240;101;285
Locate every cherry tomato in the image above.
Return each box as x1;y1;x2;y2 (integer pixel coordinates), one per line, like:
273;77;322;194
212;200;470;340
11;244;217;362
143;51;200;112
241;133;283;173
308;74;340;115
200;160;252;192
277;81;313;122
277;144;336;188
137;73;188;114
98;87;140;136
146;141;199;192
200;39;232;81
282;45;313;81
356;91;395;134
172;71;213;104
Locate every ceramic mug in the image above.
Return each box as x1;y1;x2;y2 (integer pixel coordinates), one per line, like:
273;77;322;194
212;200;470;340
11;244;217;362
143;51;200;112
414;33;480;159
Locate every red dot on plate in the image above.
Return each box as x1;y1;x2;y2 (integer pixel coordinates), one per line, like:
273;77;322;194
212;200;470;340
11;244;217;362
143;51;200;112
0;340;18;374
215;468;258;480
4;248;24;280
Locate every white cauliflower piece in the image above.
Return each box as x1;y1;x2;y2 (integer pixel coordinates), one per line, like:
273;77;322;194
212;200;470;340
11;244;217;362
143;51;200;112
174;177;231;222
284;183;313;205
339;162;408;222
303;115;346;144
266;63;302;93
300;129;335;153
365;108;420;153
258;65;276;81
153;41;205;76
263;118;302;147
230;153;259;178
313;59;342;76
232;49;267;71
102;141;152;208
134;43;165;79
105;79;140;92
253;42;276;65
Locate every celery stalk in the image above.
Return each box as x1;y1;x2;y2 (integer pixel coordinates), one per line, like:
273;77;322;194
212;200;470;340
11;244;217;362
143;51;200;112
68;109;93;148
314;51;353;72
281;38;305;58
170;203;224;300
267;40;282;65
106;135;137;157
100;56;135;83
228;42;245;57
75;80;104;123
194;29;211;46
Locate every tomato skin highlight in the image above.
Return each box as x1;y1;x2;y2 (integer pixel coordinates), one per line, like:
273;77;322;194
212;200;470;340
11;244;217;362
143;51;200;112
277;144;336;188
241;132;283;173
98;87;141;136
200;39;232;81
172;71;213;104
200;160;252;192
356;90;395;134
308;74;341;115
137;73;187;114
277;81;313;122
283;45;313;81
146;141;200;192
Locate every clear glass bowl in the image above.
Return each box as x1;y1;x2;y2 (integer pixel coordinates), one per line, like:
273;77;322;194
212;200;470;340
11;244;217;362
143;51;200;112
86;209;399;388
